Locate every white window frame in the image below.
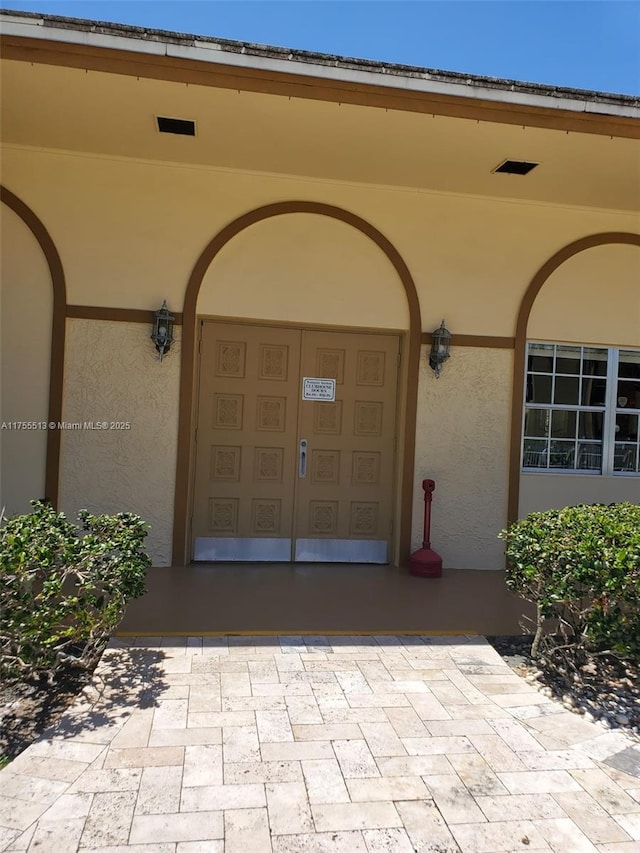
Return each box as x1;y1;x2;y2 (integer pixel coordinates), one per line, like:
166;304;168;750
522;342;639;477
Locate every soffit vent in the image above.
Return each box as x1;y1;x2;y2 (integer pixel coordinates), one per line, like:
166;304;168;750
492;159;539;175
156;116;196;136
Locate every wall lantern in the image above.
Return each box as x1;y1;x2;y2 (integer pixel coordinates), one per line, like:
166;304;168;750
429;320;452;378
151;300;174;361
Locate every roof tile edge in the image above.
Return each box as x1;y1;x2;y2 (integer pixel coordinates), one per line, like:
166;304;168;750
1;7;639;111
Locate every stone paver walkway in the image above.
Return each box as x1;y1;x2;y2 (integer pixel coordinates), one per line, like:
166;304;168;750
1;635;639;853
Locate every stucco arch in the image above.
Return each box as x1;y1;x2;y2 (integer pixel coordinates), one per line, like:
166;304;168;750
0;185;67;507
508;232;640;523
196;212;410;330
172;201;422;566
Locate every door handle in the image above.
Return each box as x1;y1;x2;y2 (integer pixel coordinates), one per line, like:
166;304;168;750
299;439;308;478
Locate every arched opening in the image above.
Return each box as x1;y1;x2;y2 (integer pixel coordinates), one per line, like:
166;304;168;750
508;233;640;522
172;202;421;566
0;186;66;511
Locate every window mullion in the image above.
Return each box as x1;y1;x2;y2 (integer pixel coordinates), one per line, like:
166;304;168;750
524;342;638;477
602;348;618;476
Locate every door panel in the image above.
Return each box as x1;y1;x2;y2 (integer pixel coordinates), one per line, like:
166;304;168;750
192;322;399;563
294;330;399;562
193;322;300;560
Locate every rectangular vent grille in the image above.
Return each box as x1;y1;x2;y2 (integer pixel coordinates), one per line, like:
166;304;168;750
493;159;538;175
156;116;196;136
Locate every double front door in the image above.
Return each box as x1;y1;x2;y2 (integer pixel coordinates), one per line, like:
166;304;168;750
192;321;400;562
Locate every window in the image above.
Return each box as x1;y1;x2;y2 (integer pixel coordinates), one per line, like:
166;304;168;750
523;343;640;475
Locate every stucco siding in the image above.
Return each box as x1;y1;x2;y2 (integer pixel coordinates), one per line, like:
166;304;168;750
198;212;410;330
413;346;512;569
0;202;52;516
2;146;638;337
528;243;640;348
519;474;639;517
59;319;180;565
2;145;638;569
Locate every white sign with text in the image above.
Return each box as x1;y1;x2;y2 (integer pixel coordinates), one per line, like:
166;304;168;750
302;377;336;402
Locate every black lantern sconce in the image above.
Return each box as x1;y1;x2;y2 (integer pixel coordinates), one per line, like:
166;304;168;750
429;320;452;378
151;300;174;361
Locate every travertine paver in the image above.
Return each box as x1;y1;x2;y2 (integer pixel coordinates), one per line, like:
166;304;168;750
2;635;639;852
265;781;314;835
136;766;183;814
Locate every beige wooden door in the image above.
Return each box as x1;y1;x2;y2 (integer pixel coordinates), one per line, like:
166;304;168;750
192;321;399;562
294;330;399;562
192;322;300;561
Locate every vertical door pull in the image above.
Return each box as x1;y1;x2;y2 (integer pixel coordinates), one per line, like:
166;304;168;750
299;439;308;478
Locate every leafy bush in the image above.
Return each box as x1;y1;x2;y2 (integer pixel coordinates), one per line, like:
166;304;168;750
0;501;150;680
500;503;640;664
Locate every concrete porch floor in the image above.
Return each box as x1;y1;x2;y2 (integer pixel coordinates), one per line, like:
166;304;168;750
118;565;536;636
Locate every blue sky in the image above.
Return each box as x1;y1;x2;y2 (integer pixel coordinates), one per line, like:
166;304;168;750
4;1;640;95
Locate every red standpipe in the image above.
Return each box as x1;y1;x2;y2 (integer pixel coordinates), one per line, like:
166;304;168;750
408;479;443;578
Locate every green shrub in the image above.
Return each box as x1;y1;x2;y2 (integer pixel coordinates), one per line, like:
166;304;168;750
500;502;640;664
0;501;150;680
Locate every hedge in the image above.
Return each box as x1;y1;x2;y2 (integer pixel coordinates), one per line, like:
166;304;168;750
0;501;150;680
500;502;640;663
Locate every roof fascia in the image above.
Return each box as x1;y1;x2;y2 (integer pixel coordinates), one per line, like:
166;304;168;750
2;17;639;139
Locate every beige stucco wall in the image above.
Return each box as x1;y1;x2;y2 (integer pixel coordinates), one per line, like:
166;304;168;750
413;346;513;569
198;213;409;330
528;243;640;347
0;202;52;515
519;474;639;517
59;319;180;565
2;147;638;337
